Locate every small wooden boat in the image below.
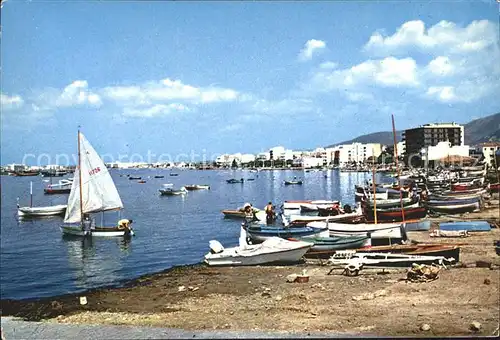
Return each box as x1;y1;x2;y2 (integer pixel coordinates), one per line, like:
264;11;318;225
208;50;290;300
245;225;329;243
227;178;244;184
299;235;370;259
283;200;337;211
364;197;416;209
328;251;456;269
170;173;179;176
137;180;146;184
439;221;491;232
154;175;165;179
283;207;364;226
364;206;427;223
204;227;312;266
17;182;68;217
404;219;431;231
184;184;210;190
426;199;481;214
300;201;340;212
357;244;460;262
284;180;303;185
222;208;260;219
128;176;141;180
14;171;40;176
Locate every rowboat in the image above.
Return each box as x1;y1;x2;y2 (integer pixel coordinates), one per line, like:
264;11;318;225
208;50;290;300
282;200;338;211
363;206;427;223
227;178;244;184
300;201;340;212
404;219;431;231
283;206;364;226
44;179;73;194
298;235;370;259
245;224;329;243
284;180;303;185
184;184;210;190
328;251;456;269
18;204;67;217
204;227;312;266
439;221;491;232
356;244;460;263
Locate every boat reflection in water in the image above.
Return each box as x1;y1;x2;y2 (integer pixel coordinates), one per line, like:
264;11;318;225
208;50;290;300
62;235;132;290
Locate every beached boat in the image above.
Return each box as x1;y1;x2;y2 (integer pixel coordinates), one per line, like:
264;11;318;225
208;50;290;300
60;131;134;238
363;196;416;209
404;219;431;231
439;221;491;232
159;184;187;196
245;224;329;243
282;200;338;211
44;179;73;194
17;182;67;217
356;244;460;262
204;227;312;266
328;251;456;269
426;200;481;214
283;206;364;227
363;206;427;223
300;201;340;212
298;235;370;259
184;184;210;190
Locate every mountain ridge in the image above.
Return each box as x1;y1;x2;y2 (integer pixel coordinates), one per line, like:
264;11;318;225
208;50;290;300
325;112;500;148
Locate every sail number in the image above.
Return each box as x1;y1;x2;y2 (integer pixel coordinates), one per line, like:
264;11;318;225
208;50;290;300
88;167;101;176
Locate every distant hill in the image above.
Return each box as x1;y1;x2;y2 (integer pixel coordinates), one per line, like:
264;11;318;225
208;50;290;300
326;112;500;148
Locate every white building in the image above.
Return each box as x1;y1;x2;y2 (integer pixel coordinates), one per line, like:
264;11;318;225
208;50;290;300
335;143;383;165
481;142;500;168
395;141;405;156
422;141;470;161
240;153;256;164
301;156;324;168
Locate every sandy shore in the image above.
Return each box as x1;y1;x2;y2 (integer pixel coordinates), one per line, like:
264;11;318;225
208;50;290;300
1;200;499;337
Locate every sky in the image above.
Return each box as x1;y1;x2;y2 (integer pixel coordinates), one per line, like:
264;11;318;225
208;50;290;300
1;0;499;165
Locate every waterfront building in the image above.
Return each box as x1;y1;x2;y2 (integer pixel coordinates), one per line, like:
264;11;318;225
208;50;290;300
481;142;500;168
420;141;470;165
331;143;383;166
403;123;464;164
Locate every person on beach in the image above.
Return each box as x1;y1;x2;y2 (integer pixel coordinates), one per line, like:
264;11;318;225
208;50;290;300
265;201;275;224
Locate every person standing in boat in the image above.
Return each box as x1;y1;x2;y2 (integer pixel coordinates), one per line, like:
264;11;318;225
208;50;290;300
82;214;92;235
265;201;275;224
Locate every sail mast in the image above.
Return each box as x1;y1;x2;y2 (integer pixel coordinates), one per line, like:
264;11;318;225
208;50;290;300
30;181;33;208
371;146;378;225
392;114;405;223
78;129;84;224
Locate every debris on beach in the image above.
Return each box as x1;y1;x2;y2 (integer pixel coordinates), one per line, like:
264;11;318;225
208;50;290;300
406;264;441;283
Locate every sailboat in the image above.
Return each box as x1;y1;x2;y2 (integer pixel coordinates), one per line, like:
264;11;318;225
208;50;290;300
60;131;134;237
17;181;67;218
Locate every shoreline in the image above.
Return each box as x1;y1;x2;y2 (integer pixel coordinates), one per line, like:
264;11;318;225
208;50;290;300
1;204;499;336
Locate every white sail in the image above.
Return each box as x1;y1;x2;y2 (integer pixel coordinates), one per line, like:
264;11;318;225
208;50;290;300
64;133;123;223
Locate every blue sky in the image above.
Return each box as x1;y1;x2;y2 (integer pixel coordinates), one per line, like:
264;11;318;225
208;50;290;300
1;0;499;165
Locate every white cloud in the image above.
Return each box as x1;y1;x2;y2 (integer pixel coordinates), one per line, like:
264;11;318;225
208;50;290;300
426;56;455;77
298;39;326;61
308;56;419;94
123;103;190;118
251;98;315;115
426;86;456;102
364;20;497;56
55;80;102;108
0;93;24;110
319;61;338;70
102;78;239;106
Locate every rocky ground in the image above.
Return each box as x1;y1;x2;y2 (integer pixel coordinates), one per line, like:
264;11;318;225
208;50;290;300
1;200;499;337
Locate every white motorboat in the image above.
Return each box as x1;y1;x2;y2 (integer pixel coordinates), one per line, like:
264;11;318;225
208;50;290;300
60;130;134;238
159;183;188;195
204;227;313;266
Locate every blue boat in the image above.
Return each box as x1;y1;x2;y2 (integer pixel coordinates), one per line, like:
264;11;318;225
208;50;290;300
439;221;491;232
246;225;328;243
405;220;431;231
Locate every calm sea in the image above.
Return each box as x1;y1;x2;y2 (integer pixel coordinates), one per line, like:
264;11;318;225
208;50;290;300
0;169;387;300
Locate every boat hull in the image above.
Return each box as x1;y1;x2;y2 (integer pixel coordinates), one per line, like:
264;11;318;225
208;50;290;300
60;225;134;237
439;221;491;232
204;244;311;266
18;205;67;217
